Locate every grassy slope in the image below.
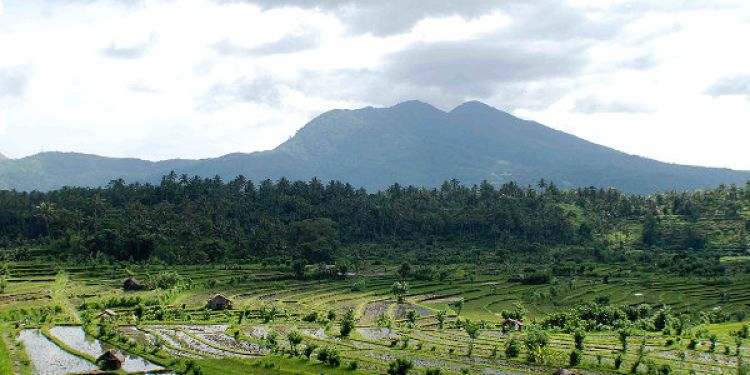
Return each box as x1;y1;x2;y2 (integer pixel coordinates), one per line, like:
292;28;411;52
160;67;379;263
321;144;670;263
0;333;13;375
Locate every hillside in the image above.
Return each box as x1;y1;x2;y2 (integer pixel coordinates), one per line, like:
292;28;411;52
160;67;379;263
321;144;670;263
0;101;748;193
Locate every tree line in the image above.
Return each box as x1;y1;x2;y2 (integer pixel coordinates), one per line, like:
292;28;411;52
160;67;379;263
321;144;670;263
0;172;748;265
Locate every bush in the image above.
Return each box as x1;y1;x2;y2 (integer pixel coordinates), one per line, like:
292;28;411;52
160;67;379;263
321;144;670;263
573;329;586;350
302;311;319;322
340;308;356;337
505;336;521;358
387;358;413;375
317;346;340;367
614;354;623;370
303;343;318;359
569;349;582;367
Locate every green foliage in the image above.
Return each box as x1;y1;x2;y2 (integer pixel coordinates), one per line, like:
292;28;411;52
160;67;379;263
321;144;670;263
287;330;303;355
573;329;586;351
391;281;409;304
406;309;418;325
387;358;413;375
260;304;280;323
569;349;582;367
317;346;341;367
524;329;549;363
436;310;447;329
303;343;318;359
505;336;521;358
339;308;356;337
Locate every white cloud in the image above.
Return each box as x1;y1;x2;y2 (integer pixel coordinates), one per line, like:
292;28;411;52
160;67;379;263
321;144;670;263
0;0;748;170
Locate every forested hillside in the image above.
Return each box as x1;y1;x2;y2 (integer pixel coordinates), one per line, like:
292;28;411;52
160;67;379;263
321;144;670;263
0;174;748;273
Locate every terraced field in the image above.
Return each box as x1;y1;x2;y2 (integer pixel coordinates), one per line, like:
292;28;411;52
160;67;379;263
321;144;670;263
0;261;748;374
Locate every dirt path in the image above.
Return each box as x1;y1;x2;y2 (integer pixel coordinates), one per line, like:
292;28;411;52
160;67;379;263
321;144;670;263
2;333;22;374
51;271;81;323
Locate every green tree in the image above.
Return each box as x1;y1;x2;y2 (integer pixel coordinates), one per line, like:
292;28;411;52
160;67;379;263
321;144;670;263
339;308;356;337
524;329;549;363
398;262;411;279
406;309;418;325
391;281;409;303
436;310;447;329
464;319;481;356
573;329;586;351
505;336;521;358
451;299;465;317
287;330;303;355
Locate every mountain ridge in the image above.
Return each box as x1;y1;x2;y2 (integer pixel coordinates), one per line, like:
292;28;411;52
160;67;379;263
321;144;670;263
0;100;748;193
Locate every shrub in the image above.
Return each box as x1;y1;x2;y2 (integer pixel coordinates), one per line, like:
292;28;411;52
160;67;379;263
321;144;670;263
614;354;623;369
303;343;318;359
505;336;521;358
302;311;319;322
340;308;356;337
573;329;586;351
569;349;582;367
387;358;413;375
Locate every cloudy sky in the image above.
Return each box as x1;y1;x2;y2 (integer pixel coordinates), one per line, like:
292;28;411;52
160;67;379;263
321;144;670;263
1;0;749;169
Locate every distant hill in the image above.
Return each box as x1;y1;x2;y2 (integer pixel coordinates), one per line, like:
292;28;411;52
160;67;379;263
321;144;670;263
0;100;748;193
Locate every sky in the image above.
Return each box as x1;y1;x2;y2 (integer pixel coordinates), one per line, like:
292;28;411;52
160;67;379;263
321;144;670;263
0;0;749;170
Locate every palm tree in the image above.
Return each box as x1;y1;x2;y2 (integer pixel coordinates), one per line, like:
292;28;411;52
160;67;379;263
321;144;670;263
35;202;56;239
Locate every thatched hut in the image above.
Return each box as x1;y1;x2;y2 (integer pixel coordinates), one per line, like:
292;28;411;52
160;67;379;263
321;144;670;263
207;294;233;310
123;276;145;291
97;350;124;370
502;318;524;331
96;309;118;319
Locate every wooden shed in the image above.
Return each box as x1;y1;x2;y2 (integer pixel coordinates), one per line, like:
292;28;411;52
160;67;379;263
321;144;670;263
502;318;524;332
96;309;118;319
123;276;145;291
207;294;233;310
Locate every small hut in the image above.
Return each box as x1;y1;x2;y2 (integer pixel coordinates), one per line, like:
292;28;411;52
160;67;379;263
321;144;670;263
96;309;118;319
553;370;577;375
123;276;145;291
502;318;524;332
97;350;124;370
207;294;233;310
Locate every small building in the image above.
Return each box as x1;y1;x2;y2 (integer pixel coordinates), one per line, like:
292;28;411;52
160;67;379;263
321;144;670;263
553;370;577;375
97;350;124;370
207;294;233;310
123;276;145;291
96;309;118;319
502;318;524;332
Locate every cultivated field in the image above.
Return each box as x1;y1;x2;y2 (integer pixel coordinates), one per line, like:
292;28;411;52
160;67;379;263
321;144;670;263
0;260;749;374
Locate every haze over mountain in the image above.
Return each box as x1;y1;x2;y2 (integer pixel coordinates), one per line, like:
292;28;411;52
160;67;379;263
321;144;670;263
1;101;748;193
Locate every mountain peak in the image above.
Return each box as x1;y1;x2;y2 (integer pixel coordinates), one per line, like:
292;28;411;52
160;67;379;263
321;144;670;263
451;100;494;112
389;100;443;113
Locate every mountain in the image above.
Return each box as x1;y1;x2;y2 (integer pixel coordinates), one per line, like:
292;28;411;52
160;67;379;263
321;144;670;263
0;152;6;161
0;100;748;193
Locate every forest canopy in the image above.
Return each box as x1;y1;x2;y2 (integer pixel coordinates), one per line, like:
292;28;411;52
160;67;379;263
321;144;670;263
0;173;748;268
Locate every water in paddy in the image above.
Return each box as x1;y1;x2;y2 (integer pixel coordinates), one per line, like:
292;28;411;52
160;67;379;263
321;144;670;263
49;326;163;372
17;329;97;375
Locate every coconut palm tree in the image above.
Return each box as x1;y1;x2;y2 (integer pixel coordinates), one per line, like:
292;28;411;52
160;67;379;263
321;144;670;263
35;202;56;239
